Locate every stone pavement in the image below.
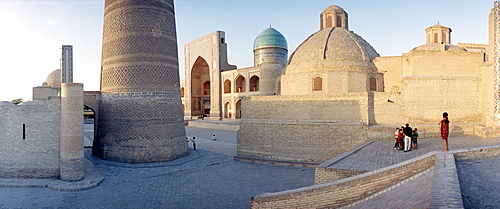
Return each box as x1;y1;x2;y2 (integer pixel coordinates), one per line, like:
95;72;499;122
457;155;500;208
327;135;500;171
2;125;500;208
344;168;434;209
0;127;314;209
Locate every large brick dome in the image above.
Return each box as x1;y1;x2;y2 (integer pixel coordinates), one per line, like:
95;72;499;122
284;27;379;75
280;5;383;95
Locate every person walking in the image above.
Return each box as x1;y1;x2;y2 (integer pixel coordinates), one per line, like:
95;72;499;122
191;137;197;150
439;112;450;152
403;124;413;152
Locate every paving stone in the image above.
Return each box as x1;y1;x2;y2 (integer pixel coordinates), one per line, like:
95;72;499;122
0;127;314;208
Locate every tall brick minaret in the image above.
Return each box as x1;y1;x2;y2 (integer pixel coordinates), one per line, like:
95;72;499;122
94;0;188;163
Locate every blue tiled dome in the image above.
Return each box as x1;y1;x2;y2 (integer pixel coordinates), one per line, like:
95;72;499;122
253;27;287;50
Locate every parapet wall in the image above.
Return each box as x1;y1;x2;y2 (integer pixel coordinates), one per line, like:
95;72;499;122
0;98;61;178
250;152;436;208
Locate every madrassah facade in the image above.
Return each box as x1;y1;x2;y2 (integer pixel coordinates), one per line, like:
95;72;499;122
182;5;499;163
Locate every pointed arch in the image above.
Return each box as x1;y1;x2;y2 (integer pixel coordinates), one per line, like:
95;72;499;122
249;75;260;92
191;56;210;117
235;100;242;119
235;75;246;93
224;79;231;94
224;102;231;118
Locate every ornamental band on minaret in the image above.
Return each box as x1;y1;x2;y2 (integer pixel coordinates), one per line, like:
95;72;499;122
93;0;188;163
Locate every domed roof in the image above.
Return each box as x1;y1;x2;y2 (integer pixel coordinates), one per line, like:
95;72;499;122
253;27;287;50
322;5;346;13
45;69;61;87
285;27;379;74
411;43;466;52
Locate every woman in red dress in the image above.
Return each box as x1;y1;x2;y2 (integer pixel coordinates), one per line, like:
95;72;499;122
439;112;450;152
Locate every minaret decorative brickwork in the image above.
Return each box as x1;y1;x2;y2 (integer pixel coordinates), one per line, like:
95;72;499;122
94;0;188;163
61;45;73;83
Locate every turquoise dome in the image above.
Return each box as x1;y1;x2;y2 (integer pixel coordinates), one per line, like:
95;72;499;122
253;27;287;50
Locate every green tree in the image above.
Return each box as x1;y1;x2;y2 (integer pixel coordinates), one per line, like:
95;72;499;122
11;98;23;105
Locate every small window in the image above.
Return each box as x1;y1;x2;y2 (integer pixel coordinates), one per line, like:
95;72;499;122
221;38;225;44
313;77;322;91
336;15;342;27
326;16;332;28
369;77;377;91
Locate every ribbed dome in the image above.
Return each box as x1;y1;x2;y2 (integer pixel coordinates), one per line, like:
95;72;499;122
285;27;379;74
411;43;466;52
45;69;61;87
253;27;287;50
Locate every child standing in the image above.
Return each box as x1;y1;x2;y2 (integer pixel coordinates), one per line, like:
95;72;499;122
412;128;419;149
394;128;399;150
397;127;404;150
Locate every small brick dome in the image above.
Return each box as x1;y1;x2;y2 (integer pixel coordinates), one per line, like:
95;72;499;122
45;69;61;87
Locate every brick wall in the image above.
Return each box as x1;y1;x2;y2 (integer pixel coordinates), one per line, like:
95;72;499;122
314;167;369;184
250;153;436;208
0;98;61;178
237;94;370;163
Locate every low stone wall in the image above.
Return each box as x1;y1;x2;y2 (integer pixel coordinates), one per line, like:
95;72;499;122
251;144;500;209
250;152;436;208
314;141;373;184
453;144;500;160
187;120;239;131
429;152;464;208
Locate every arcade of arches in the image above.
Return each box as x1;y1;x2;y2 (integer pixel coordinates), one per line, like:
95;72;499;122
181;71;257;119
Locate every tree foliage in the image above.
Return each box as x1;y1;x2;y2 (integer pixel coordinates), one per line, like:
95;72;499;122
11;98;23;105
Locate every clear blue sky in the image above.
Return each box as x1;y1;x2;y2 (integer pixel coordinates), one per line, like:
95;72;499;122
0;0;494;101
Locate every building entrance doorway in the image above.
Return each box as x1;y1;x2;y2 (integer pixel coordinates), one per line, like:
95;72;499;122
191;57;210;118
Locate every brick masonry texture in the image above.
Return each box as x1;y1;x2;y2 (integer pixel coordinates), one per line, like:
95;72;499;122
95;0;187;163
0;98;61;178
250;152;436;208
238;94;371;163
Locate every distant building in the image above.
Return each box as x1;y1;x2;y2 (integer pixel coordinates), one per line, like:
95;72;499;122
181;27;287;119
233;5;498;163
